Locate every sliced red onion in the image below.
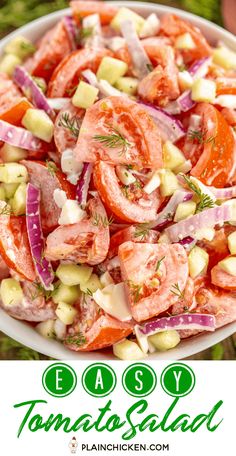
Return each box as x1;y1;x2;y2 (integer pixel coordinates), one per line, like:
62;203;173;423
13;66;54;117
150;190;192;229
26;183;54;290
82;69;125;97
0;119;46;151
139;102;185;143
76;162;93;207
209;186;236;199
63;15;77;50
177;90;196;112
120;19;152;79
179;236;196;251
47;98;70;110
188;57;212;79
166;204;232;242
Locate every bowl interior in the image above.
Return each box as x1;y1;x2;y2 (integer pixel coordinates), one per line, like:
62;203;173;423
0;1;236;360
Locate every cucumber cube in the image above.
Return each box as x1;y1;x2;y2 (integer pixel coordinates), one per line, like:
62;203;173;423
22;108;54;143
11;182;26;216
2;183;19;198
160;169;179;197
0;163;28;184
56;302;78;325
72;81;99;109
148;330;180;351
36;320;55;339
188;246;209;278
0;54;21;76
213;46;236;70
174;200;196;222
0;143;27;162
115;77;138;95
218;257;236;276
191;78;216;103
0;185;6;201
52;283;80;305
113;339;145;360
228;232;236;255
0;278;23;307
175;33;196;50
111;7;145;34
80;273;102;294
5;36;35;59
96;57;128;85
56;264;92;287
163;141;186;170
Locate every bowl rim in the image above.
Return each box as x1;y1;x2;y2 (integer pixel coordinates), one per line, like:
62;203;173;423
0;1;235;360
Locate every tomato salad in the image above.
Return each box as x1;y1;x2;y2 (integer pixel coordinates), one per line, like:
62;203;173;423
0;1;236;359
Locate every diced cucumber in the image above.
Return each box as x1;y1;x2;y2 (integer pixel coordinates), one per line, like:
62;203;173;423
5;36;36;59
113;339;145;360
143;170;161;195
22;108;54;143
96;57;128;85
213;46;236;70
56;264;92;287
178;71;193;91
36;320;55;339
52;283;80;305
139;13;160;39
54;319;66;340
175;33;195;50
188;246;209;278
173;159;192;175
80;274;102;294
195;227;215;241
11;183;26;216
111;7;145;34
0;278;23;307
0;163;28;184
55;302;78;325
0;54;21;76
148;330;180;351
228;232;236;255
159;169;179;197
115;77;138;95
100;271;114;288
116;165;136;185
191;78;216;103
163;141;186;170
218;257;236;276
174;200;196;222
2;183;19;198
72;81;99;109
0;143;27;162
0;185;6;201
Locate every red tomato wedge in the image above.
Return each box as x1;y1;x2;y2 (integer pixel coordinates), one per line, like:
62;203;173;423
24;20;73;82
119;241;189;322
221;107;236;126
211;262;236;290
0;207;36;281
0;99;32;126
22;160;75;233
0;73;22;116
47;48;112;98
138;45;180;107
70;0;118;25
160;14;212;63
0;255;9;281
74;96;162;168
190;103;235;187
93;161;162;223
45;196;110;265
54;102;85;154
109;226;160;259
195;284;236;328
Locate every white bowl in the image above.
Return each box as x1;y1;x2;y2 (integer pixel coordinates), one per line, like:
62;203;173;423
0;1;236;360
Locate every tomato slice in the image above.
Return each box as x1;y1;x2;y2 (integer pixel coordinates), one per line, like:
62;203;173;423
0;99;32;126
221;107;236;127
45;196;110;265
109;226;160;259
47;48;111;98
0;255;9;281
54;101;85;154
0;209;36;281
24;20;73;82
216;77;236;95
22;160;76;233
119;241;189;322
195;284;236;328
138;45;180;107
0;73;22;116
93;161;162;223
190;103;235;187
160;14;212;63
71;0;118;25
75;96;162;168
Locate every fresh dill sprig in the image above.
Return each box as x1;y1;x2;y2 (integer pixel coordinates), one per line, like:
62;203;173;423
85;288;93;297
45;160;58;177
146;63;154;72
188;129;216;146
170;282;185;300
134;224;151;241
156;256;165;272
92;213;114;228
93;125;131;156
58;112;81;138
76;26;94;44
129;282;143;303
65;333;87;347
182;174;215;212
30;281;59;302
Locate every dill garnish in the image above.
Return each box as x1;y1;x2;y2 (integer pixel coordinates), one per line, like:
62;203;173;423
58;112;81;138
182;174;215;212
65;333;86;347
92;213;114;228
134;224;151;241
45;160;58;177
30;281;59;302
188;129;216;146
128;281;143;303
170;282;185;300
156;256;165;272
93;125;131;156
